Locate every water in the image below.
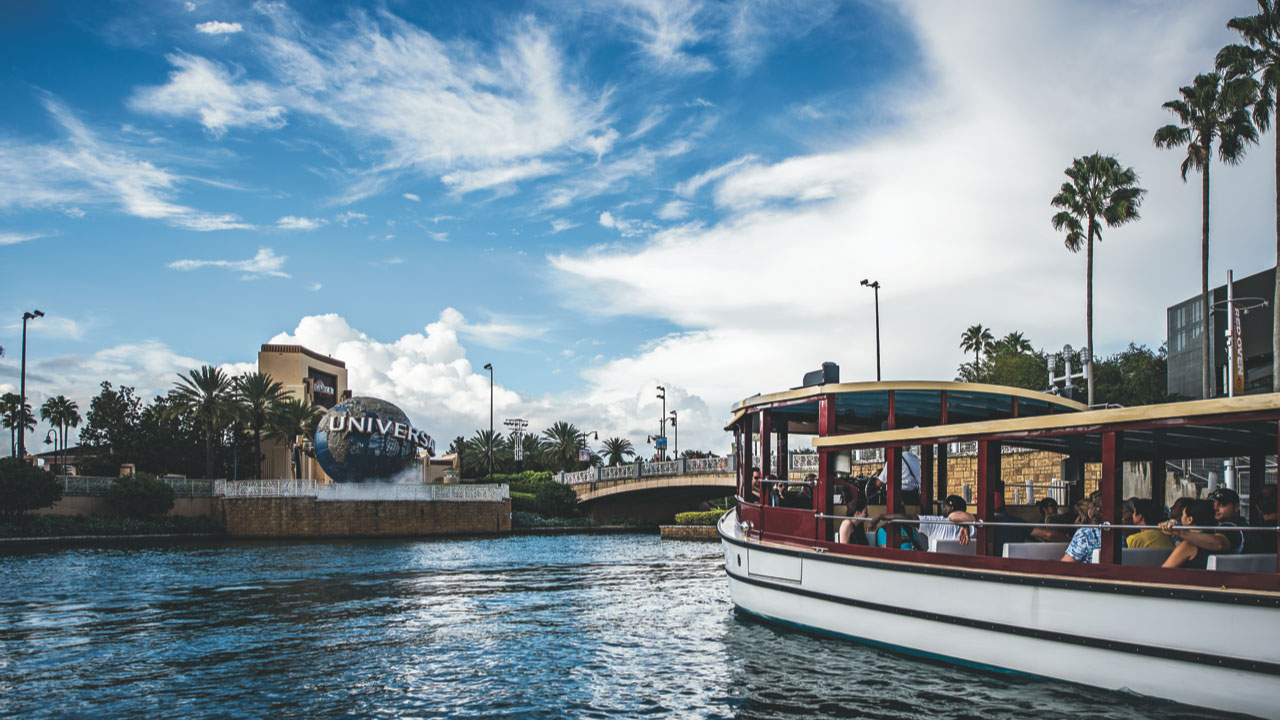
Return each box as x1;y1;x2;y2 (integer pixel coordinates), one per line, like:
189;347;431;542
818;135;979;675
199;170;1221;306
0;535;1251;719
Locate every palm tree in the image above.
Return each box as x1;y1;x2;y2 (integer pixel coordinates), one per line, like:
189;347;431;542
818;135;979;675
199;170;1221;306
998;331;1034;355
542;421;587;472
601;436;635;466
1155;72;1259;398
168;365;237;478
233;372;288;479
1220;1;1280;391
2;394;35;458
39;395;80;474
959;325;995;366
463;429;510;477
1051;153;1146;406
513;432;547;471
266;397;324;479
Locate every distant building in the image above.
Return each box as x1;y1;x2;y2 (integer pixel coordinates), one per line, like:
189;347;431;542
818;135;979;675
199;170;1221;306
1166;265;1275;399
257;344;349;480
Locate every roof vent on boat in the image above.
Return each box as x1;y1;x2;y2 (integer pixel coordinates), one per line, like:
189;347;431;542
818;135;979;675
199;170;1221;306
802;362;839;387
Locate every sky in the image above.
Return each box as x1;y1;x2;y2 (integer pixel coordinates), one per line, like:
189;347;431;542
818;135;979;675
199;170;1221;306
1;0;1275;459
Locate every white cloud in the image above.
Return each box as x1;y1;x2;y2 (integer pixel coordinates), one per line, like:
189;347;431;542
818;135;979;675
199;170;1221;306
440;160;561;193
276;215;326;230
674;154;757;198
0;231;48;246
723;0;838;73
656;199;691;220
309;282;323;291
185;2;196;11
196;21;244;35
334;211;367;225
167;246;290;278
607;0;714;73
598;210;651;237
549;218;579;234
403;192;420;202
3;316;85;341
0;96;250;231
129;53;286;136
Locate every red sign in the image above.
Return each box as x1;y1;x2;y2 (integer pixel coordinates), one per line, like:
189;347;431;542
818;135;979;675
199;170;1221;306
1231;304;1245;395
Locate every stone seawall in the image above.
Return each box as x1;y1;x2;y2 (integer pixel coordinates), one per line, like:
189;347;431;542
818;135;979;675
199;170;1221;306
35;496;216;518
659;525;719;541
215;497;511;538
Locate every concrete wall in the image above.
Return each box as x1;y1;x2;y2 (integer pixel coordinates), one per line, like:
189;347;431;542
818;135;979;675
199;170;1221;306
215;497;511;538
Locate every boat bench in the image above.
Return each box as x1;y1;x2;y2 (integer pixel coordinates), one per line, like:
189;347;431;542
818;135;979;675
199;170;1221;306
1206;554;1277;572
1002;542;1069;560
1088;547;1174;565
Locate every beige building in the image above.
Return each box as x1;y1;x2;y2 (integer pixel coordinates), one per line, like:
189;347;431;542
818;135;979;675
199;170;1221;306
258;343;349;481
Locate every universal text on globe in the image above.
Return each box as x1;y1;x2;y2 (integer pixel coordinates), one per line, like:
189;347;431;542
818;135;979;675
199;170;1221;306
325;414;436;454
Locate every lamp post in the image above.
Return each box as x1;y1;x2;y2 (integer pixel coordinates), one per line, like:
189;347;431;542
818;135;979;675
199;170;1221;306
669;410;678;458
18;310;43;460
483;363;493;479
656;385;666;460
860;280;880;381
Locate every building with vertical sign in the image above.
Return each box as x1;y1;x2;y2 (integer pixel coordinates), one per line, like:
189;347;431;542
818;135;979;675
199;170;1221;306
257;344;350;480
1166;265;1275;399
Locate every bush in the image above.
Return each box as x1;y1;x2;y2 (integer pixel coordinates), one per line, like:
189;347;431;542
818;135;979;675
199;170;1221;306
674;510;724;526
0;458;61;518
511;511;595;529
106;473;175;518
510;491;537;515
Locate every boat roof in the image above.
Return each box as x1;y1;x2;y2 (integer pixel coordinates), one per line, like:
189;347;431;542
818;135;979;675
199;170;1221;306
728;381;1086;435
811;393;1280;461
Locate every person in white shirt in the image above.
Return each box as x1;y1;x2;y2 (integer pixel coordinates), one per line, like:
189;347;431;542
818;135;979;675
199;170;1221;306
874;448;921;504
866;495;976;547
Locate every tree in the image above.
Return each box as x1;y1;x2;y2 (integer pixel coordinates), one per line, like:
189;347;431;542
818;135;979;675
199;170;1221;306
992;331;1033;356
1155;72;1259;398
542;421;587;473
0;457;60;518
601;436;635;466
39;395;80;474
959;325;994;367
78;382;144;476
1219;1;1280;392
1050;153;1146;406
168;366;236;479
233;372;288;479
1092;344;1177;407
462;429;510;477
1;395;35;459
106;472;175;518
513;432;547;471
266;398;323;479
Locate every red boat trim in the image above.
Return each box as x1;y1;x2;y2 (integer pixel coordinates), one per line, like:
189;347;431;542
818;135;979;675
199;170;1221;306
724;567;1280;676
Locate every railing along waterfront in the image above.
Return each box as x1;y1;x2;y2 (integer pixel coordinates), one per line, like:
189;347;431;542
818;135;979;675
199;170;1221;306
215;480;508;502
57;476;216;497
556;455;738;486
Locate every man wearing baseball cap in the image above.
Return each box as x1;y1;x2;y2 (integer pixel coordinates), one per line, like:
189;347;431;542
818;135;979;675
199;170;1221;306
1207;487;1249;555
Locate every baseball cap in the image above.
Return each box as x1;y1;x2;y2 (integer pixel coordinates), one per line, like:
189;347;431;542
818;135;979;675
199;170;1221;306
1207;487;1240;505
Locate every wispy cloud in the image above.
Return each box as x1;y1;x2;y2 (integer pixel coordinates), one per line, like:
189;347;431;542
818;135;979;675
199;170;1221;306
195;21;244;35
403;192;420;202
549;218;579;234
0;231;49;246
0;95;250;231
656;200;691;220
276;215;326;230
598;210;652;237
129;53;285;136
675;154;757;198
167;247;290;278
606;0;714;73
334;211;367;225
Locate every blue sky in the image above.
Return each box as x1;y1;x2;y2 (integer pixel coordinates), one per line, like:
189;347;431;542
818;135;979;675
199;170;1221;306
1;0;1275;457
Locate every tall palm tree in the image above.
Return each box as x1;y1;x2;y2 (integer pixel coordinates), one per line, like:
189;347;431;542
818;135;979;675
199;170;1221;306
998;331;1034;355
1219;1;1280;391
959;325;994;366
233;372;288;479
513;432;547;471
463;430;510;477
601;436;635;466
1155;72;1259;398
1050;153;1146;406
542;421;587;473
39;395;80;474
168;365;236;478
266;397;324;479
2;394;35;458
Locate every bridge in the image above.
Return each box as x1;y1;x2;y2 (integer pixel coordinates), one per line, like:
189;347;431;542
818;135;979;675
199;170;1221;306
554;454;822;522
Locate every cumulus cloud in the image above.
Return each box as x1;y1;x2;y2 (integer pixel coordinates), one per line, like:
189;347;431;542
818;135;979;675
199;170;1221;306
167;246;290;278
656;199;691;220
129;53;286;136
196;21;244;35
0;95;251;231
276;215;326;230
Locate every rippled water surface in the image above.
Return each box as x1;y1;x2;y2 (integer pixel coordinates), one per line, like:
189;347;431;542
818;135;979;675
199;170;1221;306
0;535;1252;719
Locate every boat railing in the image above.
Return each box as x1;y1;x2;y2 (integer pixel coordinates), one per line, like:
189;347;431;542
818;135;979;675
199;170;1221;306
814;514;1280;534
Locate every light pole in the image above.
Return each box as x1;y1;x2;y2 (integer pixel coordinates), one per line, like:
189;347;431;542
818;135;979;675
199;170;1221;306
669;410;678;458
504;418;528;472
656;385;666;460
483;363;493;479
18;309;43;460
860;280;880;381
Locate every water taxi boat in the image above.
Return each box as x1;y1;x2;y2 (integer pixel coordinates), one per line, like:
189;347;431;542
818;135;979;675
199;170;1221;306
718;377;1279;719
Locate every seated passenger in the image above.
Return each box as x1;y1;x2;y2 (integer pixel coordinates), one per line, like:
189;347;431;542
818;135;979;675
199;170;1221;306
1061;492;1103;563
1030;497;1073;543
870;494;976;548
1160;499;1223;569
1207;487;1250;554
1251;485;1278;555
1123;498;1174;549
838;499;871;545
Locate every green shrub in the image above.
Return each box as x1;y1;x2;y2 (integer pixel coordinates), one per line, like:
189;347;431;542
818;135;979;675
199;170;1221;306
0;458;61;518
674;510;724;526
510;491;537;515
511;511;595;528
106;473;175;518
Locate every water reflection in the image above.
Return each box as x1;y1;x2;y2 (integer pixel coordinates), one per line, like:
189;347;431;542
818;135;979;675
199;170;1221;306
0;536;1253;719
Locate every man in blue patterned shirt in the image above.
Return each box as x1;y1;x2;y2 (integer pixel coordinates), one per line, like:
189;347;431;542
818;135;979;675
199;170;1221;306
1061;491;1103;563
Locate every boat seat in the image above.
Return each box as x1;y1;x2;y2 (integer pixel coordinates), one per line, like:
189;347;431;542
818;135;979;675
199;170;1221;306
1207;554;1276;572
1002;542;1068;560
930;538;976;555
1088;547;1176;565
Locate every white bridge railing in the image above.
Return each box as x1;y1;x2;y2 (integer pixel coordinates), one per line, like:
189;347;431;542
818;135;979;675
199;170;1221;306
214;480;508;502
556;455;739;486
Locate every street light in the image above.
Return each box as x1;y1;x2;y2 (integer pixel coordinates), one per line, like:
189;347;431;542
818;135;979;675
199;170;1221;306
19;309;43;459
656;385;666;460
860;280;881;382
669;410;678;458
483;363;493;479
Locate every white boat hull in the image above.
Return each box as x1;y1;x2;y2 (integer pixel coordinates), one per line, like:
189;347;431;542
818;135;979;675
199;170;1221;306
719;510;1280;719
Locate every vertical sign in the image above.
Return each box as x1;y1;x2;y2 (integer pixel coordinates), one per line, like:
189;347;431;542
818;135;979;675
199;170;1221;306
1232;303;1245;396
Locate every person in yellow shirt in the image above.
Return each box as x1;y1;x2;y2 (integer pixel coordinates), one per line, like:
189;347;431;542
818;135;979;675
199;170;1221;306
1124;498;1175;549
